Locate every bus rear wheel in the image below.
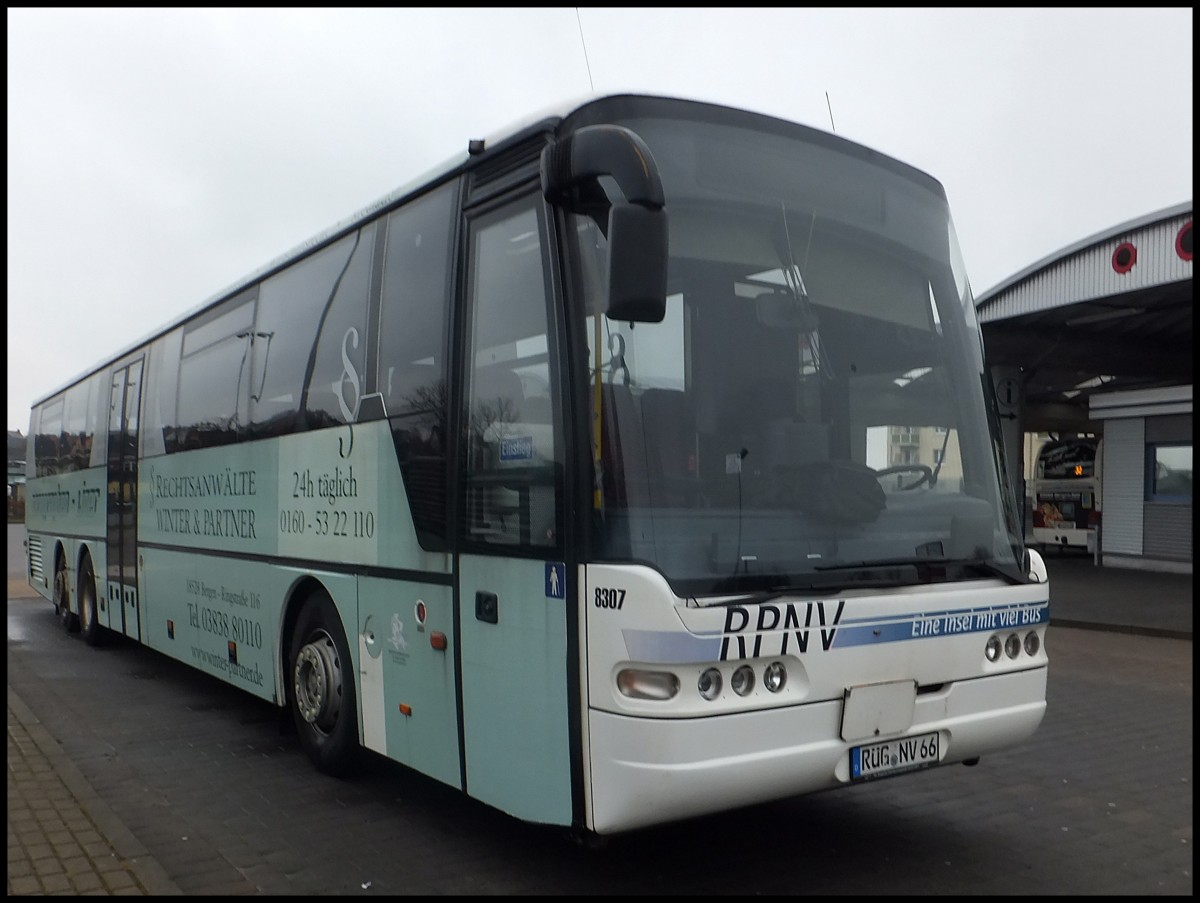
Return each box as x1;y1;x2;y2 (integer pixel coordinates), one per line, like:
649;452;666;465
78;554;104;647
288;591;360;777
54;553;80;633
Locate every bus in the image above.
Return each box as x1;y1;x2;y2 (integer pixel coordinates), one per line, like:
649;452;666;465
25;92;1049;842
1029;436;1102;552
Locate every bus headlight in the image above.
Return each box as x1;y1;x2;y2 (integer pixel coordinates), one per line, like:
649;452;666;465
731;664;755;697
1004;633;1021;659
985;636;1003;662
616;669;680;700
763;661;787;692
698;667;722;700
1023;631;1040;656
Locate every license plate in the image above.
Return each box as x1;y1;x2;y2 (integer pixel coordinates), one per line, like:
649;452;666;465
850;732;940;780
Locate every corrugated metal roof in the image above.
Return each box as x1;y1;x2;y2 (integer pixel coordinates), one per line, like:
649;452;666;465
977;202;1193;432
976;201;1192;322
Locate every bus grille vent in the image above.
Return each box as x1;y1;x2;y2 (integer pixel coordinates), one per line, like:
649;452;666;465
27;535;44;580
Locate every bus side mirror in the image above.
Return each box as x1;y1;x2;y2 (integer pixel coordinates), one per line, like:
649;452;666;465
541;124;668;323
606;202;667;323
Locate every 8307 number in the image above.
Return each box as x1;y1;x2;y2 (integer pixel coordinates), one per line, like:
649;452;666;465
594;587;626;609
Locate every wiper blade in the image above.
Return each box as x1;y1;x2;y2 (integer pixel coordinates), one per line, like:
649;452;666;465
814;555;949;571
955;558;1023;583
705;564;921;607
816;556;1021;585
802;563;920;590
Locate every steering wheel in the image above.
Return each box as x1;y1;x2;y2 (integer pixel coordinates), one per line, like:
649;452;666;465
874;463;934;491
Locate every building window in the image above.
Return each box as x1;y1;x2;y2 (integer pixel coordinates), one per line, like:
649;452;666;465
1146;443;1192;503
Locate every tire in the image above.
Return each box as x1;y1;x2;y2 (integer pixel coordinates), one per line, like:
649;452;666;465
288;590;360;776
78;554;104;647
53;553;80;633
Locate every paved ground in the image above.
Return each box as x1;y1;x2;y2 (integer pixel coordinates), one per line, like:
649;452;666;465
7;684;182;896
1038;549;1192;639
6;522;1192;895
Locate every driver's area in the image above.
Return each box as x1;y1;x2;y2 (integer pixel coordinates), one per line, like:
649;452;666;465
570;205;1002;589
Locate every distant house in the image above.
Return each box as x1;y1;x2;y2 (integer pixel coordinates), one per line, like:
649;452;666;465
8;429;26;518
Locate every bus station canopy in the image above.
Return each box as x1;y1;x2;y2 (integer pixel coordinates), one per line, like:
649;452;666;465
976;202;1192;435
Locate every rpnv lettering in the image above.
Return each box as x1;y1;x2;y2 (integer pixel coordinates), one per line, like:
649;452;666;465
720;599;844;659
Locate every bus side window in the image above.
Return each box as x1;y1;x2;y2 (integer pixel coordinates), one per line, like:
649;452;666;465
250;234;356;438
301;223;374;429
174;290;256;450
60;379;96;473
462;198;562;550
377;184;456;550
34;397;64;477
143;329;181;458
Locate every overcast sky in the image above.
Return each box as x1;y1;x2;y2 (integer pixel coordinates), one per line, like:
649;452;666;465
7;7;1193;433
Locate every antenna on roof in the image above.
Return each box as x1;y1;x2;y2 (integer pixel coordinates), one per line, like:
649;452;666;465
825;91;837;132
576;8;594;92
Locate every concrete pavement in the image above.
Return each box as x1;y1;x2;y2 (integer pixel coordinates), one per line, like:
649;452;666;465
1038;550;1192;639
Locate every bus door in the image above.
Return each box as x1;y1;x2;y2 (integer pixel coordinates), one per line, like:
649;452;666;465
455;191;574;826
106;359;143;640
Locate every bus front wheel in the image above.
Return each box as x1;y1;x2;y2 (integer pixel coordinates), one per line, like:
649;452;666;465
288;591;360;777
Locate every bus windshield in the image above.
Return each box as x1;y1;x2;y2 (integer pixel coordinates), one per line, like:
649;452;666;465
564;101;1025;596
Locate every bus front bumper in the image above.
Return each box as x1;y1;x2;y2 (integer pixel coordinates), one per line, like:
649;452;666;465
585;665;1047;835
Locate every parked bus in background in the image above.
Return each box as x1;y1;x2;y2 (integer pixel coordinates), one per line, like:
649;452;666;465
25;92;1049;844
1030;435;1102;552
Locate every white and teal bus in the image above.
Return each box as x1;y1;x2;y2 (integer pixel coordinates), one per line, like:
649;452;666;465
25;93;1049;841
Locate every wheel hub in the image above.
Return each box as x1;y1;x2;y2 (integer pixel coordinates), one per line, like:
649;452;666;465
293;633;342;731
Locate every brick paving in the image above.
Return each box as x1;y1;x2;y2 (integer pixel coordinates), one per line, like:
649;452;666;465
7;687;181;896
